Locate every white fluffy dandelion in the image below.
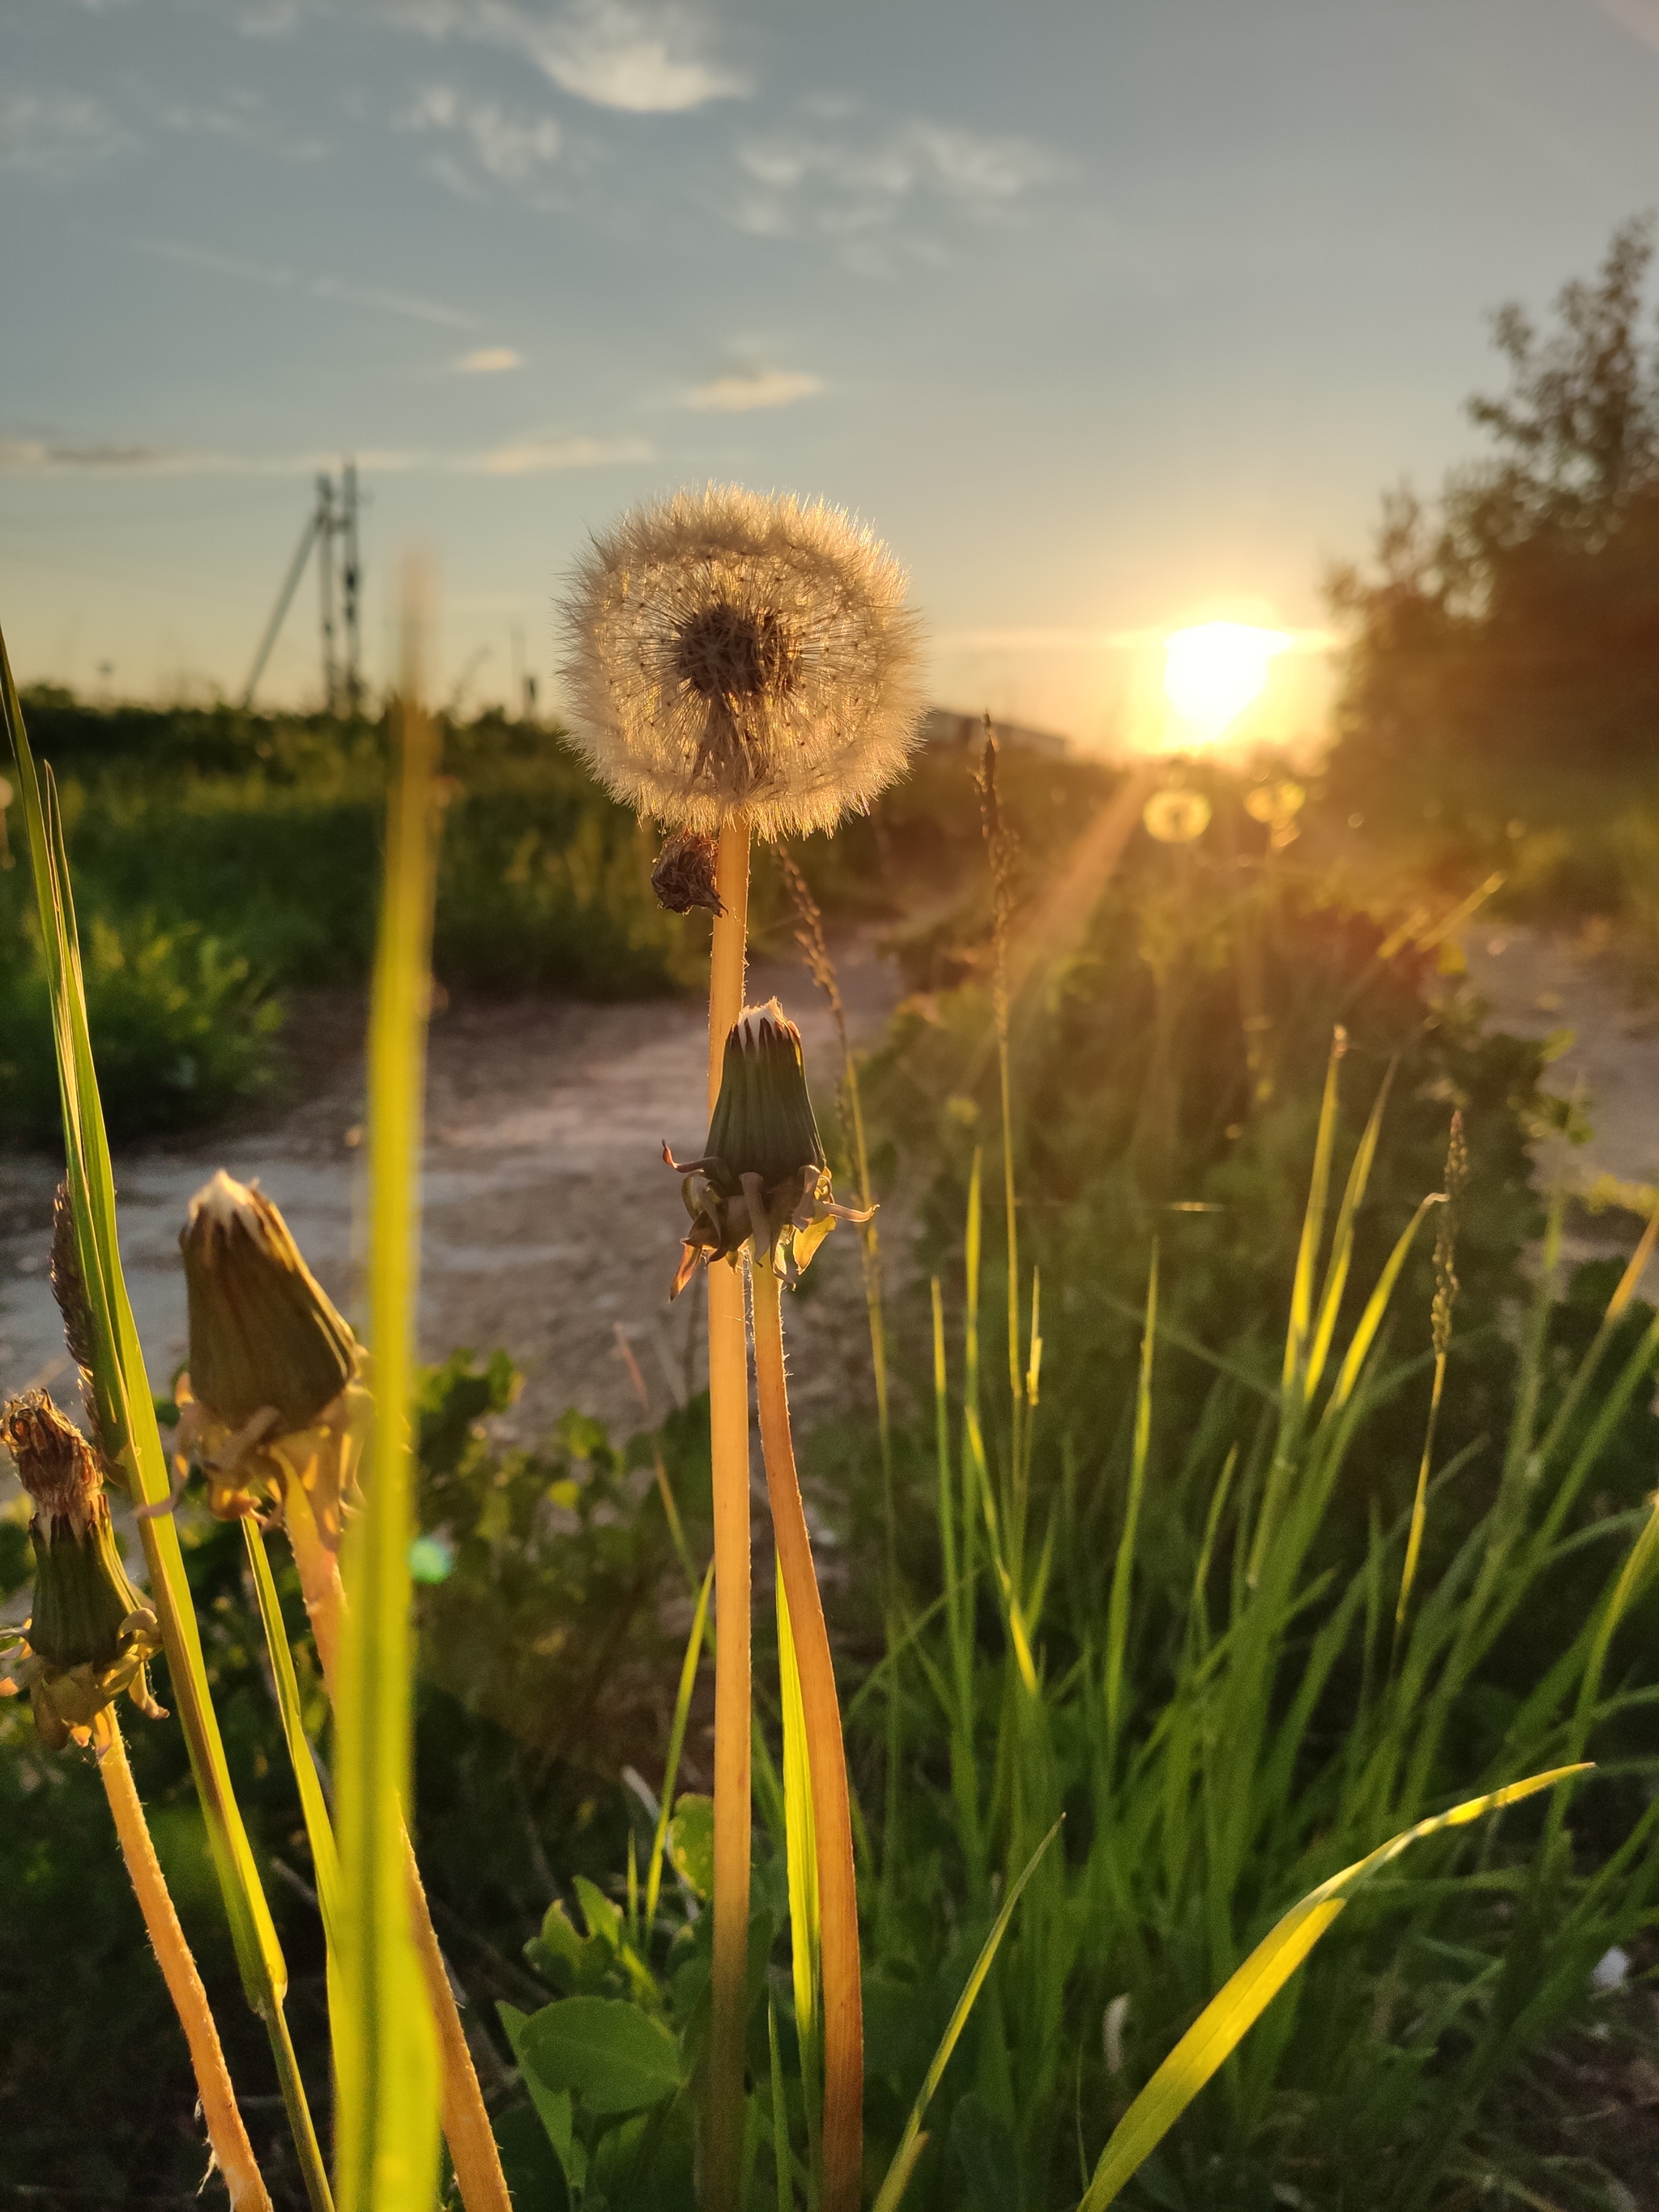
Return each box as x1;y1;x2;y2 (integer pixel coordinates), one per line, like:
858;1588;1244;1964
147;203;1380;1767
557;483;924;838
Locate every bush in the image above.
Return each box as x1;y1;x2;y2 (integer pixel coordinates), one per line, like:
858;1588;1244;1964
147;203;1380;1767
0;907;282;1141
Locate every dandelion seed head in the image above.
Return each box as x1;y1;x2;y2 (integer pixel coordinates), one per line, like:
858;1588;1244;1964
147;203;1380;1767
557;483;925;837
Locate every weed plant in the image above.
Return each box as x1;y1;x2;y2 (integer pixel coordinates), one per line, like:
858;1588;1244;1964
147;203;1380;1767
4;644;1657;2211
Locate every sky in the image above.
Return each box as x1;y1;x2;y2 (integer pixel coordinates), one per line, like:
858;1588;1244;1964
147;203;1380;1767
6;0;1659;748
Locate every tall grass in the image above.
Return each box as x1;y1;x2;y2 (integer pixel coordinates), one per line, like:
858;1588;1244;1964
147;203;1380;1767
2;625;334;2211
331;580;442;2212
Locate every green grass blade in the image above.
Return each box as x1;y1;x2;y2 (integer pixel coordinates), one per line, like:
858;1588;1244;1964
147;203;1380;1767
1304;1061;1395;1403
2;620;336;2205
1282;1028;1345;1396
769;1997;794;2212
1078;1767;1588;2210
1395;1353;1447;1641
1105;1248;1158;1766
777;1566;823;2181
332;635;442;2212
646;1562;714;1928
1322;1193;1439;1424
245;1523;343;1955
870;1819;1062;2212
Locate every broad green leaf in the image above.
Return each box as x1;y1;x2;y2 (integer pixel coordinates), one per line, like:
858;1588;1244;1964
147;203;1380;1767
668;1795;715;1901
573;1873;623;1955
871;1820;1062;2212
518;1997;682;2116
1078;1767;1589;2210
332;649;442;2212
497;2003;584;2189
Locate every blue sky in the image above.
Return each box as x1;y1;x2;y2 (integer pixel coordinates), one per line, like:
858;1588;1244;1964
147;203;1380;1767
6;0;1659;744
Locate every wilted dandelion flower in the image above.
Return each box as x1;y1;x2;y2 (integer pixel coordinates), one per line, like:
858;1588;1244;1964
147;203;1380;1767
559;484;924;837
0;1390;164;1750
663;998;874;1294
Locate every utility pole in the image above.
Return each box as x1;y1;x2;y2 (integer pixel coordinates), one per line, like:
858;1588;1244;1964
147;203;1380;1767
316;473;338;714
341;461;361;717
242;462;366;713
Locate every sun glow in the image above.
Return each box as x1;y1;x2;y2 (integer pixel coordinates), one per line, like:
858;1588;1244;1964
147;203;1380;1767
1162;622;1292;744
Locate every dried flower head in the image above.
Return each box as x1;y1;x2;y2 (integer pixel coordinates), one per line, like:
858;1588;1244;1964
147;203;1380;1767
559;484;924;837
651;826;725;915
663;998;873;1294
177;1172;368;1545
0;1390;164;1750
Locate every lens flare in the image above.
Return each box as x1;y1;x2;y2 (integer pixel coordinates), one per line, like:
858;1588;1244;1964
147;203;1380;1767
1162;623;1291;744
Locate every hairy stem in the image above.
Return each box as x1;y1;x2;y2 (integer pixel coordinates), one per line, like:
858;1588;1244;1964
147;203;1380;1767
285;1492;510;2212
94;1711;273;2212
705;814;753;2212
750;1261;862;2212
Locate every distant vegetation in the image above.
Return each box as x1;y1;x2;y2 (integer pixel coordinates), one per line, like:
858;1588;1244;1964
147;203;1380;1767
1326;218;1659;970
0;692;1114;1141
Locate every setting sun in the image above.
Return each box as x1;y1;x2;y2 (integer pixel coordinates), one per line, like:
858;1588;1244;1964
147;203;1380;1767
1163;621;1293;744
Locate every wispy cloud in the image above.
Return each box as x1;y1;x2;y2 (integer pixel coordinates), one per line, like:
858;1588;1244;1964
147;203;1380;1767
156;92;326;160
385;0;748;113
686;367;821;412
1;92;130;177
139;237;478;328
402;83;564;199
455;345;524;372
0;431;652;478
734;110;1052;275
472;430;652;473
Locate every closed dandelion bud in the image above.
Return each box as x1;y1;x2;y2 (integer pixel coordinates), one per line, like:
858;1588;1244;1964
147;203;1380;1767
177;1172;366;1545
0;1391;164;1751
663;998;874;1295
182;1171;357;1433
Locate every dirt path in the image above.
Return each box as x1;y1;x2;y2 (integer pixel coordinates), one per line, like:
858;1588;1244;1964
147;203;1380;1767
0;935;903;1506
7;907;1657;1536
1457;922;1659;1227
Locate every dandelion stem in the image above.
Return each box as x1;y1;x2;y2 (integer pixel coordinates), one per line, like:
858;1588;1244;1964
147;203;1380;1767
750;1260;862;2212
93;1710;273;2212
284;1492;511;2212
705;813;753;2212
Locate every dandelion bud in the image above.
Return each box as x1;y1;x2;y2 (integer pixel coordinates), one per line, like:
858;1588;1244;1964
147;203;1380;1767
177;1173;365;1544
651;826;725;915
0;1391;164;1750
181;1172;358;1434
663;999;873;1295
560;484;924;839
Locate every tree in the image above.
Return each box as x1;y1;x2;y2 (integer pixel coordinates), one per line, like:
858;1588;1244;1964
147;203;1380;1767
1328;219;1659;798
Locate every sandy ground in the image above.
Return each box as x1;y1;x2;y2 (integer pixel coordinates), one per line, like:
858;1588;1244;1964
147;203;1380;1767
0;936;903;1536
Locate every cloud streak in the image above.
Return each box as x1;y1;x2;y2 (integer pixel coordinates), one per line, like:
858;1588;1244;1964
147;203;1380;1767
1;91;130;177
0;432;653;477
686;367;821;411
139;237;480;328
